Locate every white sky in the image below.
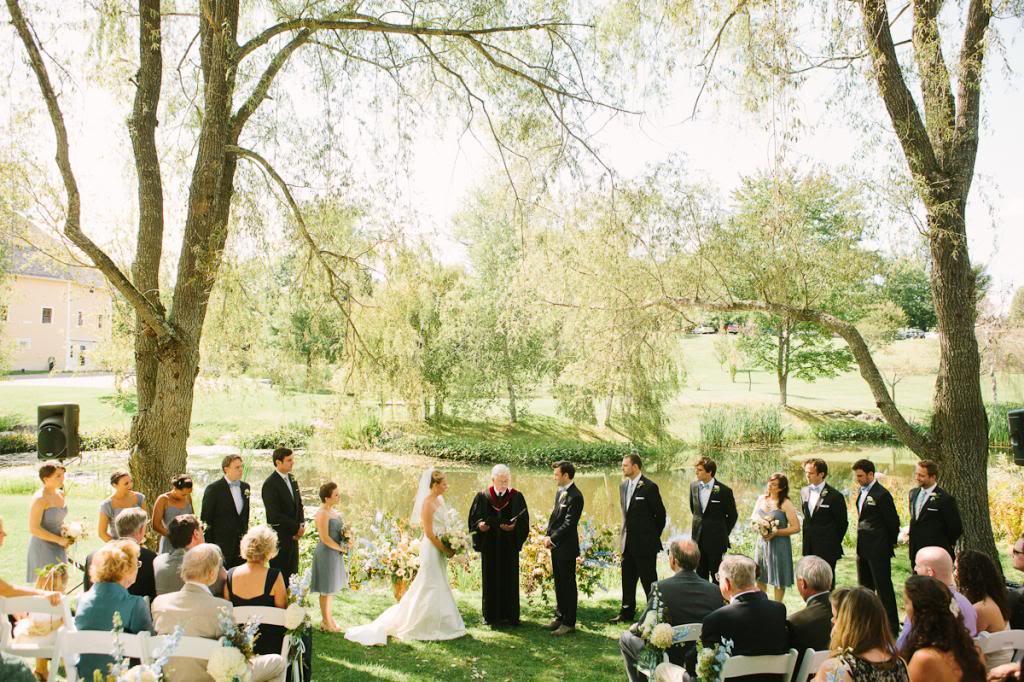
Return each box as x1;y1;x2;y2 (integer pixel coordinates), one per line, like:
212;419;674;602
3;5;1023;303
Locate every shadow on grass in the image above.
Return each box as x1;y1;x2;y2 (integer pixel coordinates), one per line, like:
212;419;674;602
314;591;627;681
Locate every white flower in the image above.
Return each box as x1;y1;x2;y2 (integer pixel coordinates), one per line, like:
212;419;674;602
650;623;675;649
285;603;308;630
122;666;159;682
949;599;960;617
208;645;250;682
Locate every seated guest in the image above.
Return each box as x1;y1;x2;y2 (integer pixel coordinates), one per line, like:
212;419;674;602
84;507;157;600
154;514;225;595
619;537;724;681
900;575;986;682
700;554;788;682
955;549;1012;668
896;546;976;649
815;587;907;681
1006;532;1024;630
224;525;287;657
989;659;1023;682
152;544;286;682
74;540;154;680
787;556;833;670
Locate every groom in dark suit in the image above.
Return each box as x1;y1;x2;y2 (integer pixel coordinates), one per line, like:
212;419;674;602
611;453;667;623
908;459;962;565
544;460;584;636
852;458;901;634
200;454;250;567
800;457;847;589
689;456;738;583
262;447;304;585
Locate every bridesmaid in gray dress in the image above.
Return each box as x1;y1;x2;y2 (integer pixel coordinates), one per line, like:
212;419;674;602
310;482;349;632
752;472;801;602
27;461;70;581
98;471;147;542
152;475;194;553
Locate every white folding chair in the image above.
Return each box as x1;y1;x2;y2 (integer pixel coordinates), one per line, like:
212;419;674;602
0;595;74;682
148;633;219;661
977;629;1024;664
720;648;798;680
792;648;831;682
53;628;151;682
660;623;702;664
233;605;292;682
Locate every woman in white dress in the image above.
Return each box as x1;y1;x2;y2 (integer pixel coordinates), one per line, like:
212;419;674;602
345;468;467;646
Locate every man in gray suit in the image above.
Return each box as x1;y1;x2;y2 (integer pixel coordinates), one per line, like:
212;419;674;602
152;544;285;682
153;514;225;596
619;537;724;681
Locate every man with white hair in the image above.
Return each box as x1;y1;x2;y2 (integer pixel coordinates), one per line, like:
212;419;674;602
895;545;977;649
468;464;530;627
152;544;285;682
787;556;833;670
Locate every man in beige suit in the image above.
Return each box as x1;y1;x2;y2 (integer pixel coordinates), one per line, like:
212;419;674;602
152;544;286;682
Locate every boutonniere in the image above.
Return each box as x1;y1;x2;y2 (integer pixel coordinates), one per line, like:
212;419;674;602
712;485;721;494
244;488;251;499
930;492;940;500
866;497;877;506
820;489;828;498
636;480;645;488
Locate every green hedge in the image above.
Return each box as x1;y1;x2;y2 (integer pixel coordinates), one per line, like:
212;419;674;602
987;402;1024;447
811;419;930;443
237;422;315;450
0;428;132;455
398;435;652;467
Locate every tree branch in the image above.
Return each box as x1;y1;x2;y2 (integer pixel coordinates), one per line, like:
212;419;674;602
953;0;992;194
5;0;177;345
910;0;956;168
231;28;313;140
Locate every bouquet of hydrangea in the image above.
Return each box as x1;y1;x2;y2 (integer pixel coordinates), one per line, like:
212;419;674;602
61;518;87;546
283;568;313;681
695;638;733;682
751;515;779;540
439;507;469;556
635;586;697;677
206;606;258;682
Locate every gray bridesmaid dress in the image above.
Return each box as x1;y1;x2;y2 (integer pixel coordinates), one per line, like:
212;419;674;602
100;492;146;539
158;497;193;553
310;516;348;595
26;505;68;581
754;507;794;588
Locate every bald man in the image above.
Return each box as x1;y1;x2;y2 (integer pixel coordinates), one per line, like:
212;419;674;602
895;546;977;649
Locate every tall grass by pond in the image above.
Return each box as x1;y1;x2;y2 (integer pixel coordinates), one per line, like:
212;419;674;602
698;405;784;448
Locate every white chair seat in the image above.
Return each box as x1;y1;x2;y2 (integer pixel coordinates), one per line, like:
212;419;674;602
976;629;1024;663
722;648;799;679
232;605;291;682
53;628;151;682
793;648;831;681
0;595;73;682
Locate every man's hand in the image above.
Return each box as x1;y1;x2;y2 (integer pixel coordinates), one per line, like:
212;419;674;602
45;591;62;606
499;522;516;532
294;524;305;540
543;537;553;548
477;522;490;533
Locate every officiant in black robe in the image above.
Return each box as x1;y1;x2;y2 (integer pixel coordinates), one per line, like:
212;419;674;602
468;465;530;627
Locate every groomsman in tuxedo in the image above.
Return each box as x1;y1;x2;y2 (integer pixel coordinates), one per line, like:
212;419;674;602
201;454;251;567
800;457;848;589
544;460;584;636
908;459;962;564
689;456;738;582
852;458;900;633
262;447;304;585
611;453;667;623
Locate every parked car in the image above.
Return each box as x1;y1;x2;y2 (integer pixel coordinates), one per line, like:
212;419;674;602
896;327;926;339
725;323;740;334
692;325;717;334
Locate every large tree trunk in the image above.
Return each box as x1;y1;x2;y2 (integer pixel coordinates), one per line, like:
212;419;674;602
507;380;518;424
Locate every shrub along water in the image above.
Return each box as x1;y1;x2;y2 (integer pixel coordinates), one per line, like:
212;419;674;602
698;405;784;448
811;419;930;443
237;422;315;450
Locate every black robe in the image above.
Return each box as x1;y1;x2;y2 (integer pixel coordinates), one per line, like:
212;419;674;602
468;487;529;624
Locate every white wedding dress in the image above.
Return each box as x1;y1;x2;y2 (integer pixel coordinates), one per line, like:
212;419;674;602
345;498;467;646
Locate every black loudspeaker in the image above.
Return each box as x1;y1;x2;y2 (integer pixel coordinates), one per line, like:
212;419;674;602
1009;408;1024;467
37;403;80;460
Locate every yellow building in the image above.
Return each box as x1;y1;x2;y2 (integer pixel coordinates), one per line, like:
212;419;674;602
1;227;112;372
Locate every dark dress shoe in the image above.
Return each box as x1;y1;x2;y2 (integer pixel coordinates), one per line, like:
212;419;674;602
551;624;576;636
609;613;633;623
545;619;562;630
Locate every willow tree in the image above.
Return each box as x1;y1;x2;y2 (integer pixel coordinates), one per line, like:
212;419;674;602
662;0;1019;554
5;0;616;502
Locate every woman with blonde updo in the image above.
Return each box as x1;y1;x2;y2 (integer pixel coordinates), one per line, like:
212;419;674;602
224;525;287;656
74;539;153;679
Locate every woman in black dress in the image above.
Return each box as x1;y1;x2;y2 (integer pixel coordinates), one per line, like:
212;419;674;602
223;525;287;656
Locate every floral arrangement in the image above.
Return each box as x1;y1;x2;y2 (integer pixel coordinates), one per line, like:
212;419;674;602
92;612;183;682
284;568;313;681
439;507;469;556
350;511;420;587
207;606;259;681
635;586;697;677
62;518;87;550
751;515;779;540
520;518;618;605
694;638;733;682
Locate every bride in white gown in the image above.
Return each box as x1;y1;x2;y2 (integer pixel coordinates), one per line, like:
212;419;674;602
345;468;467;645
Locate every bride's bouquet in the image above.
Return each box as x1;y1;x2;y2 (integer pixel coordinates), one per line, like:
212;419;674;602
439;508;469;556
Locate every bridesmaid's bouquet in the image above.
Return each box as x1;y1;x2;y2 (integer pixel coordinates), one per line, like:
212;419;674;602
751;516;779;540
61;518;87;546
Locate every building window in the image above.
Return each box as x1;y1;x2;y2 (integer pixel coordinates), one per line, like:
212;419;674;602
41;307;53;324
17;339;30;349
79;345;87;366
0;304;7;322
97;314;103;329
77;311;84;326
